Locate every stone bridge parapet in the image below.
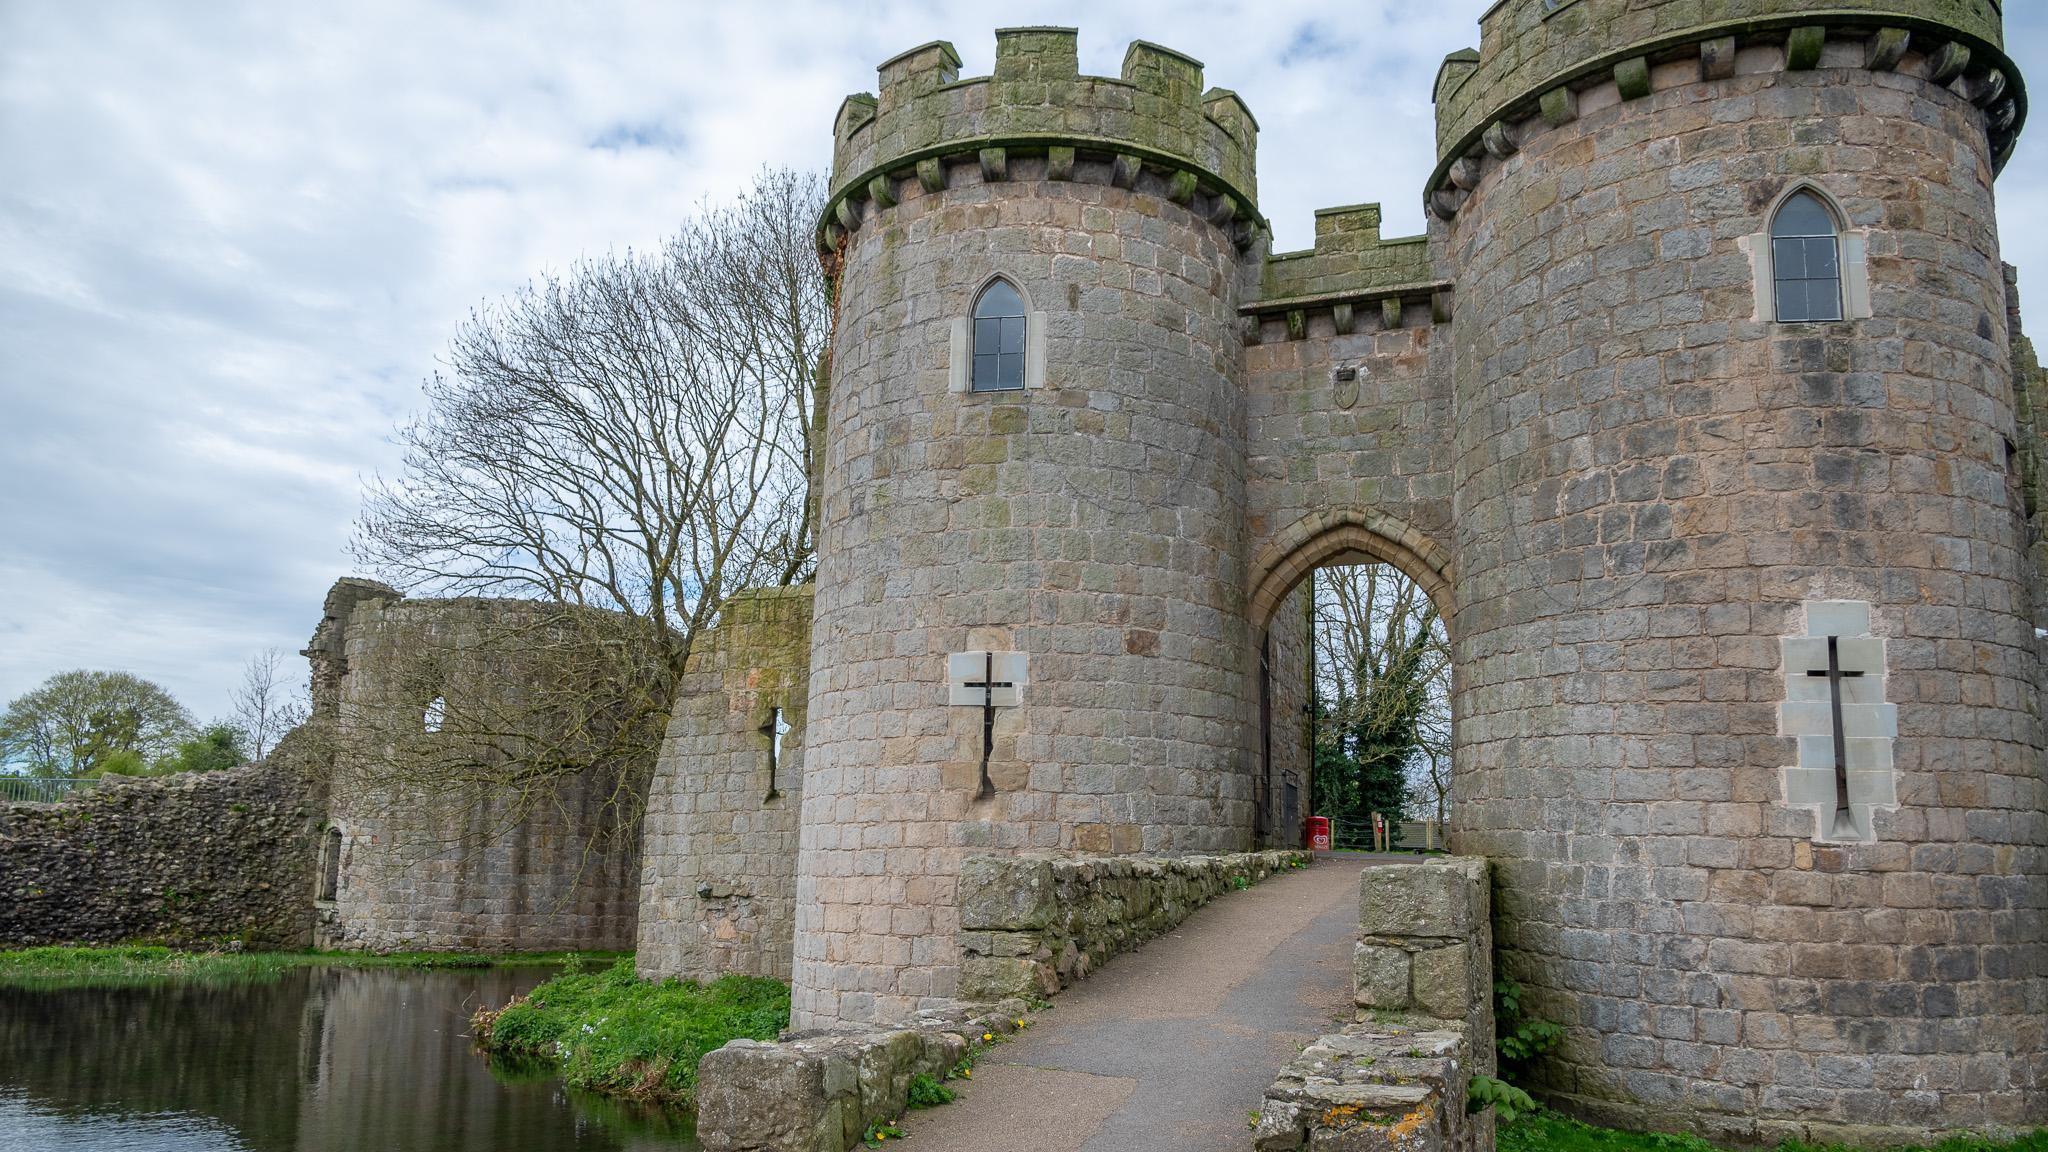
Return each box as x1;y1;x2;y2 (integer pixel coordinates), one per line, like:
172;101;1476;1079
1254;857;1496;1152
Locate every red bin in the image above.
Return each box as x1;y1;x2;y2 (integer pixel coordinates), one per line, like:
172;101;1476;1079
1306;816;1332;852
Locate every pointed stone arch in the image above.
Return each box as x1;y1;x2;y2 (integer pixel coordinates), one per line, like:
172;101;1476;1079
1247;508;1455;633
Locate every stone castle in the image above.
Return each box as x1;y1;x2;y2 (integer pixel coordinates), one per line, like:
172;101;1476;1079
12;1;2038;1145
764;2;2042;1138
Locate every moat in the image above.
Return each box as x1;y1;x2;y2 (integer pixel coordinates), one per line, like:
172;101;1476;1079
0;966;697;1151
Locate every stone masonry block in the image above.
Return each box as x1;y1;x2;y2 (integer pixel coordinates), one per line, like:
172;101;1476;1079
960;954;1054;1001
958;856;1057;930
1359;859;1481;940
696;1041;835;1152
1410;943;1471;1021
1355;942;1412;1010
1784;26;1825;72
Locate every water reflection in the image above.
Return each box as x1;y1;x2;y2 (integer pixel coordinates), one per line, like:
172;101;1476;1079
0;966;696;1151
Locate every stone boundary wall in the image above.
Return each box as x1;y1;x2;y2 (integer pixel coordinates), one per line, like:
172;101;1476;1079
0;764;319;949
957;849;1312;1001
1254;857;1496;1152
696;999;1028;1152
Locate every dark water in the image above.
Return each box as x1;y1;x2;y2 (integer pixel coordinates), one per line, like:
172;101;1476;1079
0;966;697;1151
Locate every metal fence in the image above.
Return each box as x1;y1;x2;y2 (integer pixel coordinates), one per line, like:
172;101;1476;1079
0;776;95;804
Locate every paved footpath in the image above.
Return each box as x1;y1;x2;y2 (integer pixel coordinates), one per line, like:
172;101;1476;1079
898;852;1405;1152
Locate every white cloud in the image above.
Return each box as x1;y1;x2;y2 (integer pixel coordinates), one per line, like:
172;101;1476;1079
0;0;2043;721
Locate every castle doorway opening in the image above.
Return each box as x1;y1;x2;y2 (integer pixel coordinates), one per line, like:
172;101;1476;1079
1298;562;1449;852
1248;518;1454;854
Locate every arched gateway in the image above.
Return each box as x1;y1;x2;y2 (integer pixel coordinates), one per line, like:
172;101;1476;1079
640;10;2047;1141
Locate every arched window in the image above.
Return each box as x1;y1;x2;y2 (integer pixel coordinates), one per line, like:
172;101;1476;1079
1772;191;1843;323
971;279;1027;391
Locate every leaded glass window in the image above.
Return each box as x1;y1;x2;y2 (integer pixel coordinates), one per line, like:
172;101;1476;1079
1772;191;1844;323
971;280;1026;391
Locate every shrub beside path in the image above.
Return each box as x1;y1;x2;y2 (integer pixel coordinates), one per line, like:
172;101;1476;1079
899;853;1402;1152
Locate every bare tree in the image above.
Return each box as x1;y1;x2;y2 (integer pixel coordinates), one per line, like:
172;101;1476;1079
356;166;822;668
1310;564;1451;826
231;647;310;759
346;167;827;843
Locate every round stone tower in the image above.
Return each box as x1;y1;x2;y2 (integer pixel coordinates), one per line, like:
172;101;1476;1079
1432;0;2040;1141
795;29;1262;1027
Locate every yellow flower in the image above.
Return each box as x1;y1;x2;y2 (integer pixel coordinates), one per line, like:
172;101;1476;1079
982;1032;993;1041
1015;1019;1026;1028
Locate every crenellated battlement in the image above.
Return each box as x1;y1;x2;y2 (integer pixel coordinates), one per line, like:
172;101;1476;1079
1427;0;2025;221
1247;203;1446;343
821;29;1260;251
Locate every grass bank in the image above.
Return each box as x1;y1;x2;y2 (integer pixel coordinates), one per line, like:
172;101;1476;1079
471;958;788;1106
0;944;621;989
1501;1110;2048;1152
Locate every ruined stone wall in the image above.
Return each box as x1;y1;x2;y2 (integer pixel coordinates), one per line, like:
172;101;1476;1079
0;763;320;949
798;28;1257;1028
322;595;648;952
1442;28;2045;1141
638;585;812;982
2007;266;2048;727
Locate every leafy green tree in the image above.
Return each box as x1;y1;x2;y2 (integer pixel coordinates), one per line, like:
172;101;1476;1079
0;670;194;777
89;749;151;777
151;724;248;775
1312;708;1410;825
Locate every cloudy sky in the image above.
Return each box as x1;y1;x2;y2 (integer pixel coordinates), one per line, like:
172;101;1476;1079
2;2;2046;725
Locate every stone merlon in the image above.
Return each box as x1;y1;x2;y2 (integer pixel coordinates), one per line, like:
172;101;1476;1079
823;29;1260;250
1429;0;2027;218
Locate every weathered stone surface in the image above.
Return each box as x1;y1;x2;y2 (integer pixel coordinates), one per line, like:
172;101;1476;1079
959;955;1052;1001
637;586;811;983
1256;1022;1471;1152
1408;945;1469;1021
957;850;1308;1001
1538;86;1577;127
321;590;648;953
1612;57;1651;101
1359;859;1478;939
696;1040;836;1152
1354;943;1411;1010
696;1003;1022;1152
1867;27;1910;71
0;762;320;948
1698;35;1737;82
1784;26;1825;71
957;856;1057;932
